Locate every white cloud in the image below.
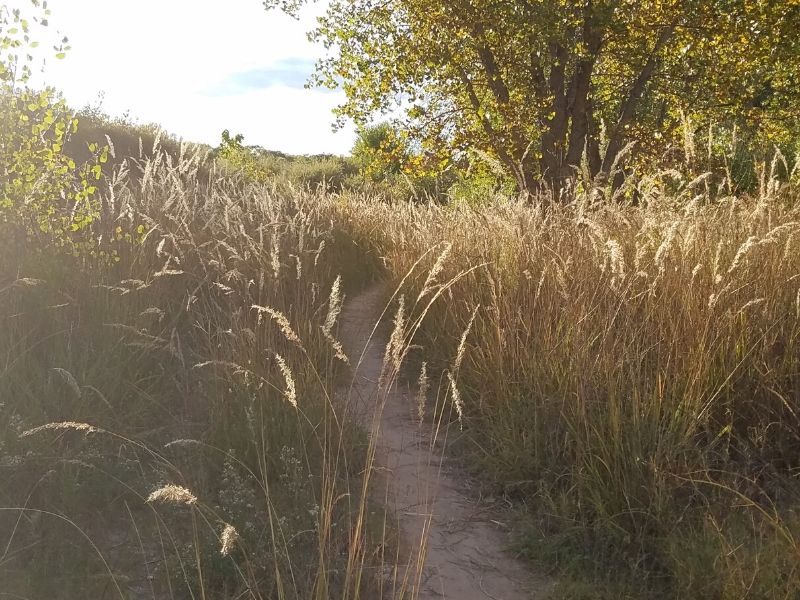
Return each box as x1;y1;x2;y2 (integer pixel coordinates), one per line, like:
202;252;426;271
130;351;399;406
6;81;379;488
5;0;355;154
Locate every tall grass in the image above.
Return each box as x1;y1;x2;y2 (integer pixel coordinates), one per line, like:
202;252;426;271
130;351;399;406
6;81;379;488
6;116;800;599
324;173;800;597
0;143;390;599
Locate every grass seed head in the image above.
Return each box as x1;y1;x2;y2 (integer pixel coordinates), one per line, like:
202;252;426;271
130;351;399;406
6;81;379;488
252;305;304;349
220;523;240;556
416;361;429;424
275;353;298;408
20;421;99;438
146;484;198;506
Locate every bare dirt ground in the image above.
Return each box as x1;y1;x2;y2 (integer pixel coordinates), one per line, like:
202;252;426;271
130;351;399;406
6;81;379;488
339;283;553;600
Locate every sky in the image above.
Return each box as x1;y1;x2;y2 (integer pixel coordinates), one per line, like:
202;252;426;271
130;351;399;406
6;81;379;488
5;0;356;155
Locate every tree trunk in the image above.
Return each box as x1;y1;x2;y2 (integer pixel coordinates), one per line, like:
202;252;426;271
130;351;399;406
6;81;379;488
586;99;603;179
565;7;602;174
599;26;674;180
540;7;602;199
538;41;569;191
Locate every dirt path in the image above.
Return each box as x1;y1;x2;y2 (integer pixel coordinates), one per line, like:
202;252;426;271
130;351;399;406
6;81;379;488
339;283;552;600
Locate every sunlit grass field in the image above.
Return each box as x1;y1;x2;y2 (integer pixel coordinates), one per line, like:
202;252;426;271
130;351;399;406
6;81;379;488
0;146;387;598
327;165;800;597
2;128;799;598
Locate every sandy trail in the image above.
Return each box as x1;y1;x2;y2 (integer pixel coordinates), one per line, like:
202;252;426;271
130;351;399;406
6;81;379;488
339;283;551;600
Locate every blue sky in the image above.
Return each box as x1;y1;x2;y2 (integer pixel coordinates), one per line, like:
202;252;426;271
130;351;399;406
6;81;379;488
206;58;322;96
5;0;356;155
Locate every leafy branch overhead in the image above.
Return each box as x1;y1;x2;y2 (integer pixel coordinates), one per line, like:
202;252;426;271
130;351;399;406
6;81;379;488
0;1;107;256
265;0;800;196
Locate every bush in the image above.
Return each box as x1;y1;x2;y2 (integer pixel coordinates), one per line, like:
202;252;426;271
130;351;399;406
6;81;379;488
0;5;106;257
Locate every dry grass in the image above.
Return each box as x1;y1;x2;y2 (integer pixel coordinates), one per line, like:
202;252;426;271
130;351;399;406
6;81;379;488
324;174;800;597
0;143;393;599
4;123;800;599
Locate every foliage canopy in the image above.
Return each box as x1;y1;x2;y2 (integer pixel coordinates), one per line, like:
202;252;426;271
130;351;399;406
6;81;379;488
267;0;800;196
0;1;106;254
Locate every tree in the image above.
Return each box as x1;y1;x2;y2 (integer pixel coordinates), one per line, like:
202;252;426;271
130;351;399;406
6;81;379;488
265;0;800;198
216;130;274;182
351;122;409;181
1;1;106;253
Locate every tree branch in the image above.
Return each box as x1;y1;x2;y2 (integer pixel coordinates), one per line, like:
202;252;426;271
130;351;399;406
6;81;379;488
600;24;675;176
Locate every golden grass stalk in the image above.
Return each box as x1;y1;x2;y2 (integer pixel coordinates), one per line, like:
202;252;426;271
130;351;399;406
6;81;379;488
416;361;429;424
418;242;452;301
252;305;305;349
220;523;240;556
322;275;349;364
447;371;464;429
275;353;298;408
20;421;100;437
380;295;406;388
453;304;479;374
146;484;198;506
